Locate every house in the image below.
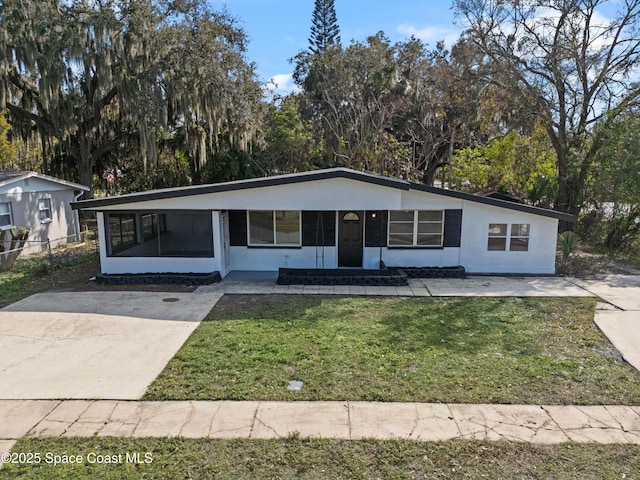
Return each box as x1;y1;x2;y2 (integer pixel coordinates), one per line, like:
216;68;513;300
72;168;575;277
0;171;90;255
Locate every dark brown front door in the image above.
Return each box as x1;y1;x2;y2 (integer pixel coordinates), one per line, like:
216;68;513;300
338;211;363;267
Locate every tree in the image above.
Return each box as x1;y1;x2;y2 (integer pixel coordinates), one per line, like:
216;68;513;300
294;34;500;183
308;0;341;54
295;32;410;171
451;125;557;202
0;111;15;167
583;113;640;249
0;0;262;193
260;94;321;174
454;0;640;224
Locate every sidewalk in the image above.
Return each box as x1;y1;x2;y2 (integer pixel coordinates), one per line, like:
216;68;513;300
1;400;639;450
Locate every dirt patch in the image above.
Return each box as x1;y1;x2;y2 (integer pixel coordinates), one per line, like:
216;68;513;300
558;249;639;277
32;256;196;294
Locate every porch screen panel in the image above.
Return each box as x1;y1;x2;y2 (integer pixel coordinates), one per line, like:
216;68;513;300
106;212;212;257
108;214;137;254
160;213;213;256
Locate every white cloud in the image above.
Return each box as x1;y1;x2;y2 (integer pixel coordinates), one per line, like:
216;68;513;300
264;73;300;96
397;24;461;46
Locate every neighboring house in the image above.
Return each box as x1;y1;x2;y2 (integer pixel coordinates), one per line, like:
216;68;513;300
0;171;90;255
72;168;575;277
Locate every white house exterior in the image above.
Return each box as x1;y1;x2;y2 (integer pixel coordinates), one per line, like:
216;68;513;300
72;168;575;277
0;171;89;255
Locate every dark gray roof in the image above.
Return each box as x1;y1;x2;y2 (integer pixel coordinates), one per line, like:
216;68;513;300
72;167;576;222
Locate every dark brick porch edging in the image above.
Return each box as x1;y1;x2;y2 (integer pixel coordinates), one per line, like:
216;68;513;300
95;272;222;286
277;268;409;286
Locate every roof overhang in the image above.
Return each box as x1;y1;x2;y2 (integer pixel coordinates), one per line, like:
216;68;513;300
72;168;410;210
72;167;576;222
409;183;577;222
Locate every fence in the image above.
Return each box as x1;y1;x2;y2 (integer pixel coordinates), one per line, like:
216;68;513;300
0;228;98;271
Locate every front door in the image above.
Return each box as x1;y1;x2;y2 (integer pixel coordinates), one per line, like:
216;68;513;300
338;211;363;267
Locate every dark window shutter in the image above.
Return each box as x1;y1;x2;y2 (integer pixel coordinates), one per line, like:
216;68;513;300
302;211;336;246
365;210;387;247
443;209;463;247
228;210;247;246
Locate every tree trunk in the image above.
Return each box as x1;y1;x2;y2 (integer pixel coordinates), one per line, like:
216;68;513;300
77;140;95;199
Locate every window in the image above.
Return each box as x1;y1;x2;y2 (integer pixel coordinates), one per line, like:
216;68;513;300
248;211;301;246
510;224;530;251
0;202;12;229
388;210;444;246
487;223;507;251
487;223;530;252
38;198;52;222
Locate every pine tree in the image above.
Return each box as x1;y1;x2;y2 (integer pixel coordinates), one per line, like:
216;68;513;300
308;0;340;54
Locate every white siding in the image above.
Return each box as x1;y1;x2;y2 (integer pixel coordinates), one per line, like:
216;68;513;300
369;247;461;270
459;201;558;274
229;246;338;271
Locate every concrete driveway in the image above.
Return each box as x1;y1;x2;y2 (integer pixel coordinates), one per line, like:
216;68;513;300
570;275;640;371
0;292;221;400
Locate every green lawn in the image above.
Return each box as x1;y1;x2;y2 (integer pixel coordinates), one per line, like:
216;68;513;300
144;295;640;405
2;437;639;479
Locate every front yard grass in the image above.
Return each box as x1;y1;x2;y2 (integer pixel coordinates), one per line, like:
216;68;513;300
2;437;639;479
144;295;640;405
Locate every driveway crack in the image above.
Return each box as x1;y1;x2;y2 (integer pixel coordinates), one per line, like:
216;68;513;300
206;402;224;437
446;405;463;439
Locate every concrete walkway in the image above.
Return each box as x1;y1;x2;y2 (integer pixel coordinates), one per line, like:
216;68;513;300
1;400;639;446
197;275;595;297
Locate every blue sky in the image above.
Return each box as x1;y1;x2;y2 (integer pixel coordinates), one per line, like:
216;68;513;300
208;0;462;94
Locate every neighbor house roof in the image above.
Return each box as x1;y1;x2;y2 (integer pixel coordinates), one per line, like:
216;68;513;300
72;167;576;222
0;171;90;191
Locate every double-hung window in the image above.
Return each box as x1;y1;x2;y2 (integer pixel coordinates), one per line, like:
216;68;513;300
248;211;301;246
509;224;530;251
388;210;444;246
488;223;530;251
0;202;13;229
38;198;52;222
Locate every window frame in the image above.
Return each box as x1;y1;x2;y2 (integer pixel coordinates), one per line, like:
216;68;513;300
0;202;14;230
509;223;530;252
387;210;444;247
487;223;530;252
247;210;302;247
38;198;53;223
487;223;508;251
